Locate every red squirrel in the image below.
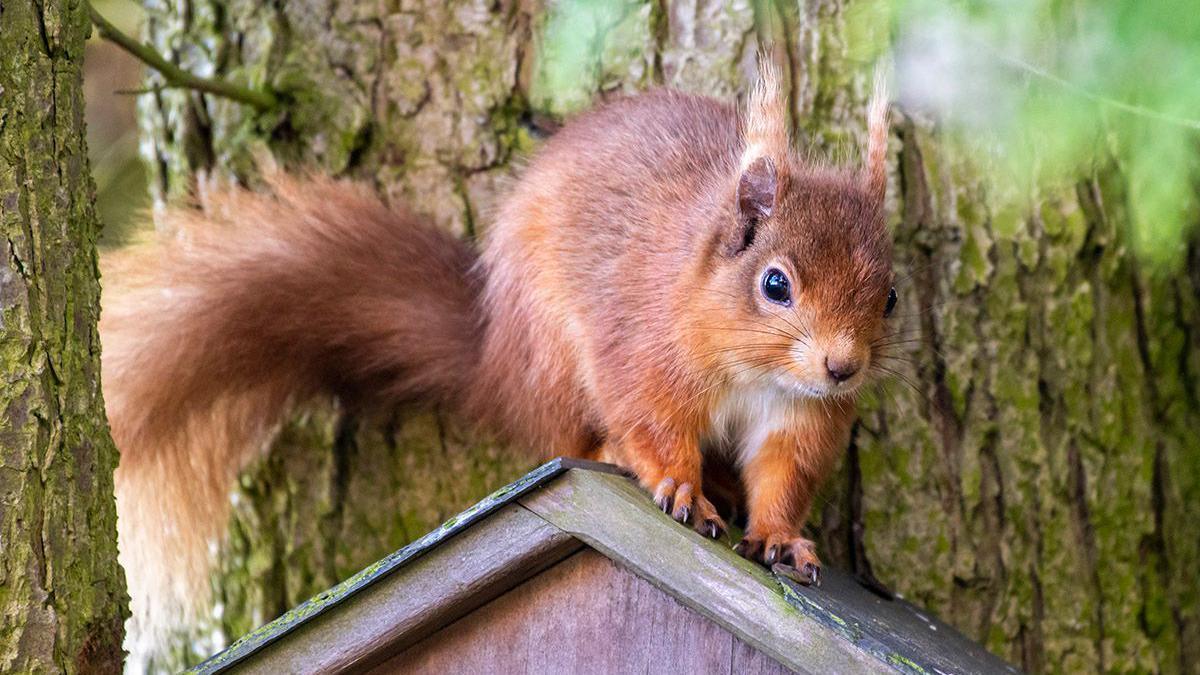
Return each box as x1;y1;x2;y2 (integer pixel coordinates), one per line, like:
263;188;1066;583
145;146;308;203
102;63;893;637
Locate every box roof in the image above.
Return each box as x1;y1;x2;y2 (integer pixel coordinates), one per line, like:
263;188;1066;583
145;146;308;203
192;459;1019;674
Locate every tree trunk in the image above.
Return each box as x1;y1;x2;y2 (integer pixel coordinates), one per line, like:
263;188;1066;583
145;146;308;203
132;0;1199;672
0;1;128;672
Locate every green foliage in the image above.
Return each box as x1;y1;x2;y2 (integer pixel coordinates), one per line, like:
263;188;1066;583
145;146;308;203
890;0;1200;270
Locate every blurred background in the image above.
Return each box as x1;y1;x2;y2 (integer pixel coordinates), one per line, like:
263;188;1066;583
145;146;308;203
83;0;1198;672
90;0;1200;268
86;0;148;247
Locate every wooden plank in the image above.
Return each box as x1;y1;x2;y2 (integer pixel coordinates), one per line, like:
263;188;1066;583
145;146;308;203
776;567;1021;675
734;638;805;675
227;504;581;674
373;549;794;675
519;471;886;675
192;458;619;674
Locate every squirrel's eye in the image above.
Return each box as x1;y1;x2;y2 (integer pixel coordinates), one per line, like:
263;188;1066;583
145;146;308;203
761;268;792;305
884;287;898;317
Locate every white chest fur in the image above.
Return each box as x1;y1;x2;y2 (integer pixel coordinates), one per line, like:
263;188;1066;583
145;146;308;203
704;382;799;467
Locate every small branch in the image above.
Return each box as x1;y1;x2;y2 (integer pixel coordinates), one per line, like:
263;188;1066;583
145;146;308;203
88;2;278;112
986;48;1200;132
112;86;165;97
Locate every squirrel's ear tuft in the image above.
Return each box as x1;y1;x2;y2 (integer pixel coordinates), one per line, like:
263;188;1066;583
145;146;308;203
727;156;777;256
864;69;890;204
728;56;786;255
740;57;789;171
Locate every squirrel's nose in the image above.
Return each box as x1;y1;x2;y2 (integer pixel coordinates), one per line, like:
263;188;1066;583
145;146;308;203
825;357;860;383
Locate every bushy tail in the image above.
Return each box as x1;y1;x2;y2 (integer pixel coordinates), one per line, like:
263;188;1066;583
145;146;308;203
101;175;482;648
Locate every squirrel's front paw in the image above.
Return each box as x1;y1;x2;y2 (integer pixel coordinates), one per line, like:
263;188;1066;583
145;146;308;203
735;534;821;586
651;477;727;539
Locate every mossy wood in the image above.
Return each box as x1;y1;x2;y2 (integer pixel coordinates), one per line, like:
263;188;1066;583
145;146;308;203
193;463;1017;674
0;0;127;671
135;0;1200;672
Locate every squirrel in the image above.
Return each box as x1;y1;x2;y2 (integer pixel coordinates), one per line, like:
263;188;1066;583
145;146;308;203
101;62;893;642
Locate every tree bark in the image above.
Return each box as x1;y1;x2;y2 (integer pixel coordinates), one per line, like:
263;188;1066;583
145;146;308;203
132;0;1199;672
0;0;128;672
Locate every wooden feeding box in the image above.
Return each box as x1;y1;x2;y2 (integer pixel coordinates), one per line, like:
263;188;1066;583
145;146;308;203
190;460;1019;674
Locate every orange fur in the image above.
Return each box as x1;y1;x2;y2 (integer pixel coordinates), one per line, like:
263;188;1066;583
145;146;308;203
741;59;789;169
865;69;891;203
104;60;894;644
739;400;856;560
104;176;483;649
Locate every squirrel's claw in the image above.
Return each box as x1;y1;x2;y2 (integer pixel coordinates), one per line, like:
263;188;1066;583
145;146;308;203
772;562;821;586
738;534;822;586
652;477;677;514
651;477;727;540
734;536;763;560
703;517;726;540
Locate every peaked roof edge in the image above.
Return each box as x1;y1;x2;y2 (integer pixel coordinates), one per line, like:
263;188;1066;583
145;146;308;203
192;460;1021;675
190;458;622;674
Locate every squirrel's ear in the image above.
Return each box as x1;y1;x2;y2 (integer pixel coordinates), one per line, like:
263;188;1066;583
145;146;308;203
726;57;786;257
738;156;777;221
726;156;777;256
864;69;890;204
740;58;789;170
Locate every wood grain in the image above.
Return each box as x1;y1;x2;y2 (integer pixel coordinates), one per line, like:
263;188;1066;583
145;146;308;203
519;471;886;674
376;549;795;674
232;505;579;674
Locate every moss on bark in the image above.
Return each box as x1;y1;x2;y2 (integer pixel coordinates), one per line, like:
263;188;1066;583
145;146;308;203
130;1;1198;672
0;0;128;672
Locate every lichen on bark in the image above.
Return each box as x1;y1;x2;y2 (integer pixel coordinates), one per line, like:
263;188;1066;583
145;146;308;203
0;0;128;672
129;0;1198;672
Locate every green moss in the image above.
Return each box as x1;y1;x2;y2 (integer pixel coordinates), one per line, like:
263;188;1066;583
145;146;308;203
886;653;931;674
954;223;993;294
0;0;127;670
777;582;864;642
